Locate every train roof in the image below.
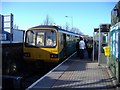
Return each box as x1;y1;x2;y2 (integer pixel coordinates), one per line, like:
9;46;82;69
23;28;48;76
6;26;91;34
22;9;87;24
32;25;59;29
30;25;80;37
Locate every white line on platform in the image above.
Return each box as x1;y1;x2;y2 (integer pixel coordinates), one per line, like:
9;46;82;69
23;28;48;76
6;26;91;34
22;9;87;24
26;52;76;89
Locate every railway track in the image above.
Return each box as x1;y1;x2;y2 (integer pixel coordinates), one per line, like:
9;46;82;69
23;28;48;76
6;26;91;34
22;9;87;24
2;63;57;90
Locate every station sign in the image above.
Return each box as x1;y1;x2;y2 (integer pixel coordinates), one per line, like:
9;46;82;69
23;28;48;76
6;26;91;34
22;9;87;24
0;14;4;33
100;24;111;32
0;13;13;42
94;28;99;32
4;14;13;33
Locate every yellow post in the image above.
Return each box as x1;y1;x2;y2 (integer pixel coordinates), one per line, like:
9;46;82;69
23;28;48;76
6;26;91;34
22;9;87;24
103;46;110;57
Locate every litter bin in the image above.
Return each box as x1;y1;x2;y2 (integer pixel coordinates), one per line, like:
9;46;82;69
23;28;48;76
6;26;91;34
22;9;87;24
103;46;110;56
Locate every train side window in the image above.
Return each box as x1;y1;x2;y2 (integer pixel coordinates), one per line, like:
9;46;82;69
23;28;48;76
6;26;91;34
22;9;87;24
67;35;70;41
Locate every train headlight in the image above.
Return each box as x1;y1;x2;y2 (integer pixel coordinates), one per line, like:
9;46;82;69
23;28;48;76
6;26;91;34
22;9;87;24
50;54;58;58
24;52;31;57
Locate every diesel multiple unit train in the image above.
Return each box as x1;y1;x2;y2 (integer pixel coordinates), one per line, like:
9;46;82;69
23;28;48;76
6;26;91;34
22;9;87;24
2;25;80;89
2;25;80;76
23;25;80;66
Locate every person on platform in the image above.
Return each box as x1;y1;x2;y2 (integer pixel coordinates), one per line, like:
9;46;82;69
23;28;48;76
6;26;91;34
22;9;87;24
87;39;93;60
79;37;86;59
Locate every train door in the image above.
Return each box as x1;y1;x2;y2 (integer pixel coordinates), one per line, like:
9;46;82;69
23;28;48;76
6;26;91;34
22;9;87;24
63;33;67;57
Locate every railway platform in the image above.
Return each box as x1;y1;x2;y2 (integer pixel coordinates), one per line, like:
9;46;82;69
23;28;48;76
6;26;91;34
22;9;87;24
27;52;118;90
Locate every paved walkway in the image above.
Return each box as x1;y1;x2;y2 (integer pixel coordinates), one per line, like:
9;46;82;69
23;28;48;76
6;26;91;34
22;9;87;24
27;53;117;89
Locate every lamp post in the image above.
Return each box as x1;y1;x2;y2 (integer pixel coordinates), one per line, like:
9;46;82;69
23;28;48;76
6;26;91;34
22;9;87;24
65;16;73;30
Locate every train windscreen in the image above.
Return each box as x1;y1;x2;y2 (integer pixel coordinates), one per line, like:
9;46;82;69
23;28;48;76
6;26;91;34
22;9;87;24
25;30;56;47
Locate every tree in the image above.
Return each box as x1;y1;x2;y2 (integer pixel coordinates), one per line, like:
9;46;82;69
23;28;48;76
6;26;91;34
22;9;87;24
70;27;78;33
71;27;84;35
65;22;70;31
78;31;84;35
43;14;53;25
13;24;18;29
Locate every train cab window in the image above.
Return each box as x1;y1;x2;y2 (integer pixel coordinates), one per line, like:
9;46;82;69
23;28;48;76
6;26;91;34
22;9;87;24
25;30;56;47
46;30;56;47
36;32;45;46
26;30;36;46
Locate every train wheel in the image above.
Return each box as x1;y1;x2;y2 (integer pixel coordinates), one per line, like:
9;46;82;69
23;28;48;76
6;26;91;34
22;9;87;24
5;60;18;75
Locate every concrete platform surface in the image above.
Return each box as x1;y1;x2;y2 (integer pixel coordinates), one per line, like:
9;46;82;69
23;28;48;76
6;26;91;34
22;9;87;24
27;53;117;90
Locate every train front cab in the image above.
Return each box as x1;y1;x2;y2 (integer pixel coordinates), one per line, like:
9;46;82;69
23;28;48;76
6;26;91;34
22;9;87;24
23;26;79;68
23;27;60;66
